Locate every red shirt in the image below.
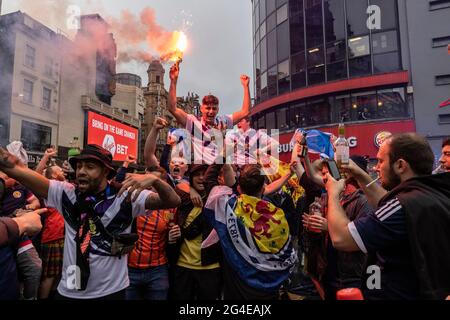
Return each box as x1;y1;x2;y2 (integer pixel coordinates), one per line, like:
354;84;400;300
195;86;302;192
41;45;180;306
128;209;175;269
41;208;65;244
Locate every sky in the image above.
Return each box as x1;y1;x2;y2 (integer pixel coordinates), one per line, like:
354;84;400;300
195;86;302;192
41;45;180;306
1;0;254;116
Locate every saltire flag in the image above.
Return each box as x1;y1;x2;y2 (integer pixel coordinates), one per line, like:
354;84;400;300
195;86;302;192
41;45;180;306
439;98;450;108
259;155;304;206
291;129;335;159
204;186;297;292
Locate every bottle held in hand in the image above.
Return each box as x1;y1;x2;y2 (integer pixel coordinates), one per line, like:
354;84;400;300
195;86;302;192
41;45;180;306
298;132;308;158
307;197;323;233
334;123;349;178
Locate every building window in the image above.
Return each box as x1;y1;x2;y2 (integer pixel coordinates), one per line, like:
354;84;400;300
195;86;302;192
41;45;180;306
256;77;261;103
335;94;354;122
308;98;332;125
255;45;261;79
276;107;289;130
291;52;306;89
24;45;36;68
352;91;377;120
42;87;51;109
328;60;348;81
369;0;398;30
261;36;267;72
432;35;450;48
278;59;290;95
277;4;288;25
21;120;52;152
290;13;305;55
373;52;400;74
435;74;450;86
267;0;277;15
348;35;372;77
290;103;307;128
256;2;260;29
277;0;288;7
257;114;266;129
23;79;34;104
44;57;53;77
156;75;161;84
261;21;267;39
372;31;398;54
377;88;407;118
268;66;278;97
260;0;267;23
305;0;324;49
346;0;369;37
438;114;450;124
277;21;290;62
261;71;268;101
348;35;370;58
267;29;277;68
121;109;129;114
372;31;400;74
308;64;325;85
324;0;346;43
326;40;347;64
290;0;303;17
138;112;144;122
429;0;450;11
267;12;277;32
307;46;325;68
266;112;276;130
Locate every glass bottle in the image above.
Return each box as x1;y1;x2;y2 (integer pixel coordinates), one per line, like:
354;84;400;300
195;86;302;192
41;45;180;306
334;123;349;169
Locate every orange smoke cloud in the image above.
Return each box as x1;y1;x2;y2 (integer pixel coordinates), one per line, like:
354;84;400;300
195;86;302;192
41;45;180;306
108;7;187;64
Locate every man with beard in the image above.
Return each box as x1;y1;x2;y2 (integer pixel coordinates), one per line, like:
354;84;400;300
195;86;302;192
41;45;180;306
323;133;450;300
437;137;450;173
0;144;180;300
168;63;250;164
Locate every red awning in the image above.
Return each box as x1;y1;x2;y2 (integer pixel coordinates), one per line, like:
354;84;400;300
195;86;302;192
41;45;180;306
440;98;450;108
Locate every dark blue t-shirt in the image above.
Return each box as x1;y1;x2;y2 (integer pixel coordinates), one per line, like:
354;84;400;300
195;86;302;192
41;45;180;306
348;197;420;299
0;247;19;299
1;184;33;216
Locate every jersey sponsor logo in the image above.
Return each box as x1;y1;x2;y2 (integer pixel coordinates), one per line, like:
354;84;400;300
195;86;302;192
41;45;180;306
13;191;22;199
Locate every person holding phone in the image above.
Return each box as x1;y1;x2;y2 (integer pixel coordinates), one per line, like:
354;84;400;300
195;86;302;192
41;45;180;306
301;154;374;300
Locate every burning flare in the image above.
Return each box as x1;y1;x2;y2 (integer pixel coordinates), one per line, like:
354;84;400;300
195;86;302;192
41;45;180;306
160;31;188;64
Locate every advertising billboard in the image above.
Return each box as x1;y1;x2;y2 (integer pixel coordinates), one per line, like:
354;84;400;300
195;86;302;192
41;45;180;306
86;111;138;161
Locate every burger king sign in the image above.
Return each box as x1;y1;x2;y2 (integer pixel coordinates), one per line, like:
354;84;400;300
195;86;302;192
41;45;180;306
374;131;392;148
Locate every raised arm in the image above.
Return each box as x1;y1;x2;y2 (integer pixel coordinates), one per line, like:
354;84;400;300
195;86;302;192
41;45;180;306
264;170;293;196
0;147;50;199
168;63;188;127
118;173;181;210
324;173;360;252
35;148;57;175
232;75;251;125
144;117;167;168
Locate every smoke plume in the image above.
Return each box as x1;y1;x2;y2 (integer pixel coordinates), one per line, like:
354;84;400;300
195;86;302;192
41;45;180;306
11;1;184;65
108;7;183;64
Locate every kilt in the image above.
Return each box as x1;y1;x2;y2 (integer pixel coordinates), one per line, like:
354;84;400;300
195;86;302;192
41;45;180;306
40;239;64;278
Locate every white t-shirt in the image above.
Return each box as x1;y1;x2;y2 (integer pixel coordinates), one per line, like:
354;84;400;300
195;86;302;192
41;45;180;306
46;180;151;299
186;114;233;165
225;128;277;166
